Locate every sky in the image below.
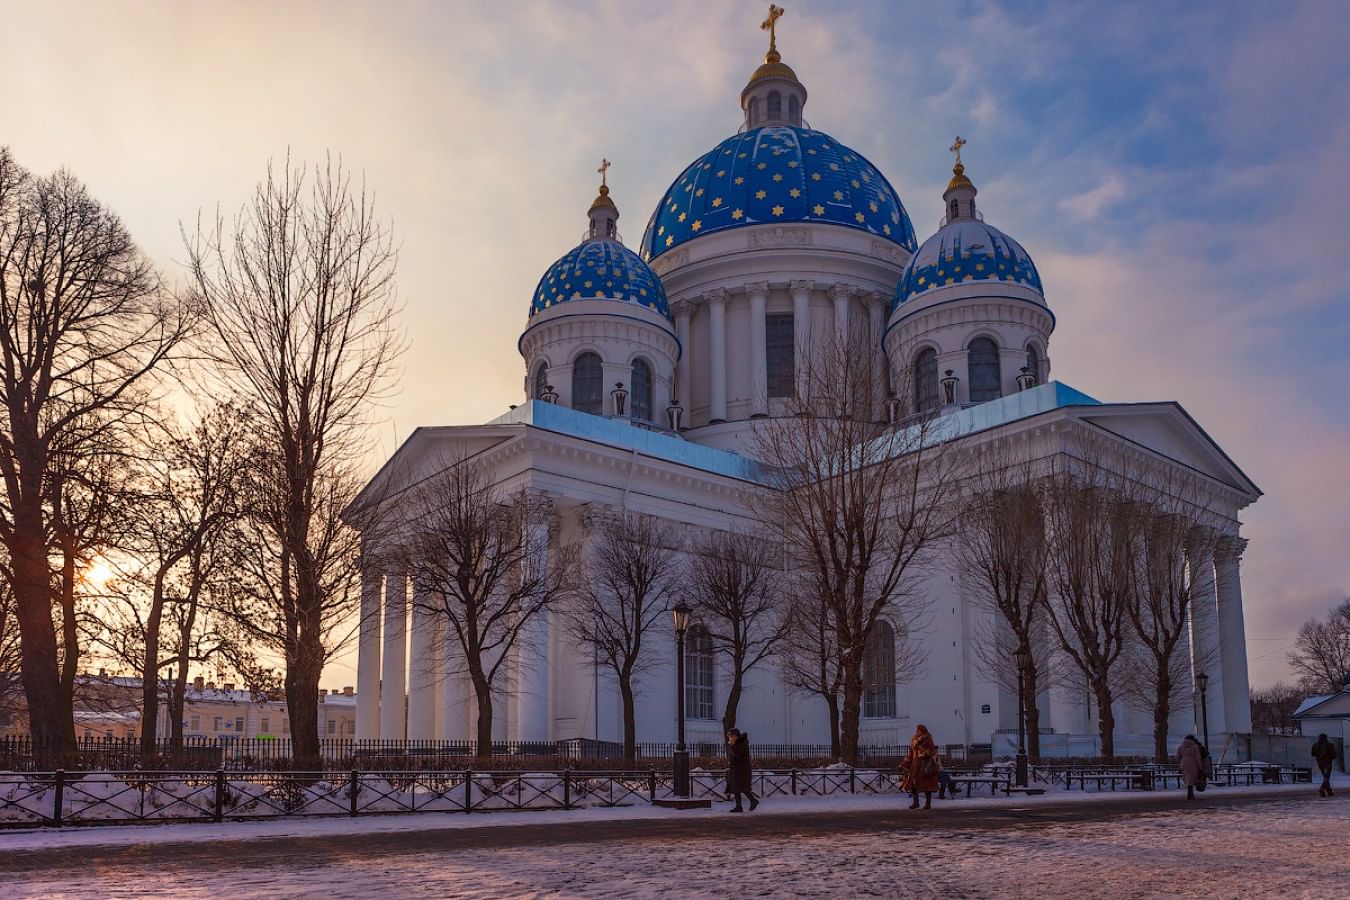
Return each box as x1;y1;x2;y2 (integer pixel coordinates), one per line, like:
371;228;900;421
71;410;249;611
2;0;1347;691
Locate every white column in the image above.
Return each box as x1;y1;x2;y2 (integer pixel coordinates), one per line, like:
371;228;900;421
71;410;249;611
514;495;553;743
747;282;769;417
1187;543;1227;737
790;280;813;398
673;299;691;414
356;566;382;739
380;571;408;740
829;283;852;347
1215;537;1253;733
706;289;728;423
407;579;437;740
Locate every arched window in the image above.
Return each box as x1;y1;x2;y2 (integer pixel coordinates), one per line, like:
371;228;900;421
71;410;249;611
1025;344;1042;386
913;347;939;413
630;358;653;422
968;337;1002;403
685;625;716;721
572;352;603;415
534;364;549;400
767;91;782;120
863;621;897;719
950;199;960;220
787;94;800;125
748;97;760;126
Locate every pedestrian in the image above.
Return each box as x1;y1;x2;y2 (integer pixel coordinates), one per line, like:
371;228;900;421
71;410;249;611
901;724;940;810
726;728;758;813
1311;733;1338;797
1177;734;1204;800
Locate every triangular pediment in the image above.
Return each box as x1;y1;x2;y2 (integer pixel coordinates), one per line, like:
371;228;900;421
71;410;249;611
1295;691;1350;719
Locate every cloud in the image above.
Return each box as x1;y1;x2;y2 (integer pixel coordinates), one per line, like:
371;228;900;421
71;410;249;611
1056;175;1125;221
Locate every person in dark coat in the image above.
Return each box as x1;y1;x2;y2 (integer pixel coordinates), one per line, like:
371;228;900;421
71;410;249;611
901;724;941;810
1177;734;1204;800
1311;733;1338;797
726;729;758;812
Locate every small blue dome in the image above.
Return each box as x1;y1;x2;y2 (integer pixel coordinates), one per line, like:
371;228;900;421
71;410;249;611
893;219;1043;311
641;126;917;261
530;238;669;320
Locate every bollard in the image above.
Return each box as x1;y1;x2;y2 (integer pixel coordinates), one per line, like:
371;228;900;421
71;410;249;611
648;769;657;802
213;768;226;822
465;768;473;814
849;769;856;794
791;769;798;796
349;769;359;817
563;770;571;810
53;770;65;827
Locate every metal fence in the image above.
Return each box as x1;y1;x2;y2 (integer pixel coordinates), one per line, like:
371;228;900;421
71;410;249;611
0;736;940;773
0;766;924;829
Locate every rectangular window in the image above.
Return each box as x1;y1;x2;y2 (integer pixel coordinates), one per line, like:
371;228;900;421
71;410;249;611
327;720;336;735
190;715;200;731
235;716;245;733
213;717;222;733
765;313;794;398
260;717;269;734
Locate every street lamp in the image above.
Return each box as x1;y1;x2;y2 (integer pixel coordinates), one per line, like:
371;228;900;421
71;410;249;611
671;602;693;798
1014;646;1032;788
1197;671;1210;748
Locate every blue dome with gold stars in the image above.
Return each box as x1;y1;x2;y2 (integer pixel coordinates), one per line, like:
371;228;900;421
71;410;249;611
640;126;916;262
893;220;1043;312
530;238;669;320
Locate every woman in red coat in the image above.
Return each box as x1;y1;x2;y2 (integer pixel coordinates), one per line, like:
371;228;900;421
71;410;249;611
901;724;941;810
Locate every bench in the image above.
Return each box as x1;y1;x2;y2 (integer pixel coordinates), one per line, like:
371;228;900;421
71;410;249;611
1068;772;1148;791
947;775;1011;798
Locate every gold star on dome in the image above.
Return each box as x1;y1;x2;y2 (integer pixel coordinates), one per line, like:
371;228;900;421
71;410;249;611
917;276;925;285
812;204;825;214
806;148;817;155
833;190;844;200
691;219;702;232
861;171;871;182
712;197;723;208
772;173;783;182
851;179;860;188
657;225;665;236
703;163;712;170
757;162;767;170
716;169;726;177
695;188;705;197
771;205;785;216
945;277;954;285
788;160;799;168
583;280;593;288
869;202;878;212
975;263;985;271
829;163;840;171
678;212;687;222
731;208;744;220
734;176;745;185
665;235;674;247
854;212;865;223
739;152;748;158
811;172;822;181
789;188;801;198
755;189;767;199
883;224;891;235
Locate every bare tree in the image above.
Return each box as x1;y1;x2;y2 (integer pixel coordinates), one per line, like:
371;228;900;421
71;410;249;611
778;575;844;757
184;155;401;765
0;580;21;729
0;148;192;750
1039;448;1138;759
1249;682;1304;735
567;512;681;765
379;455;577;758
755;330;960;763
1289;599;1350;695
955;444;1051;761
688;529;786;734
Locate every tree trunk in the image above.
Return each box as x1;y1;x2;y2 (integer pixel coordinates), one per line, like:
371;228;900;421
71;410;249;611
474;683;494;760
1024;665;1042;762
825;692;841;759
839;664;864;765
140;580;166;760
1153;670;1172;763
620;676;637;766
12;526;66;758
722;663;744;735
1094;682;1116;759
168;665;189;761
286;653;323;770
57;543;79;751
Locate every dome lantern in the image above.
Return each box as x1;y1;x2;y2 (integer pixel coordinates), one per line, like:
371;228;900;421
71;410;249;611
943;136;978;223
741;4;807;129
587;158;620;241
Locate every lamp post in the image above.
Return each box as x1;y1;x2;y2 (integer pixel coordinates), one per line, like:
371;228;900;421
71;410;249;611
1197;671;1210;749
1014;646;1031;788
671;602;692;798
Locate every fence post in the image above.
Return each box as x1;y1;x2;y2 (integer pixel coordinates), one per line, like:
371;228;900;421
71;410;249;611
53;769;65;827
849;769;856;795
648;769;657;802
563;770;571;810
213;767;226;822
465;768;472;814
349;769;359;817
791;769;798;796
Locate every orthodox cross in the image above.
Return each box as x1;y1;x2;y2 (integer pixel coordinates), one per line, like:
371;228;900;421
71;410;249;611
597;158;610;187
949;136;967;166
761;4;785;54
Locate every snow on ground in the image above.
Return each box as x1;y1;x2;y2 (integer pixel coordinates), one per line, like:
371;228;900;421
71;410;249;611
1;780;1347;899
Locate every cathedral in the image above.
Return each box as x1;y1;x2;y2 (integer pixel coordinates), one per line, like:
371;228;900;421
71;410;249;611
348;11;1260;758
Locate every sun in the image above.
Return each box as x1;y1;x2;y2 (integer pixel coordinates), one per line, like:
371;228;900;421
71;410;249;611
83;559;115;590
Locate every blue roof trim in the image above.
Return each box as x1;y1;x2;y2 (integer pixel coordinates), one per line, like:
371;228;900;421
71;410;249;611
640;126;917;262
488;401;764;483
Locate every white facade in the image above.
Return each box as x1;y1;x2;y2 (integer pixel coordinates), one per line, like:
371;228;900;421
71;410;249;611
346;25;1261;757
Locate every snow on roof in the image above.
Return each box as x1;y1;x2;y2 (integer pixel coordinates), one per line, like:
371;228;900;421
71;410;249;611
1293;690;1350;718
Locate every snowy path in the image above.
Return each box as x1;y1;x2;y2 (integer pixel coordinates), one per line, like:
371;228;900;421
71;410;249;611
1;786;1346;898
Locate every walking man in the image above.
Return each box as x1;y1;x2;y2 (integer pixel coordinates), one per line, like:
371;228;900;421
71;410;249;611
727;729;758;812
1311;733;1338;797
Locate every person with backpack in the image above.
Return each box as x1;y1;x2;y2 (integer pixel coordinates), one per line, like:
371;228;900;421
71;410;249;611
1178;734;1204;800
1311;733;1338;797
901;724;941;810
